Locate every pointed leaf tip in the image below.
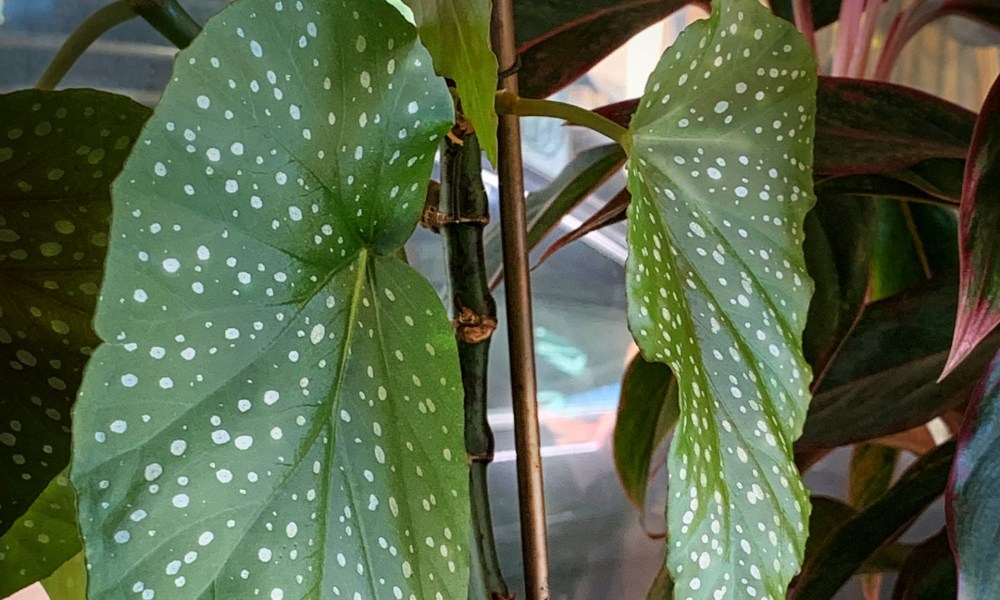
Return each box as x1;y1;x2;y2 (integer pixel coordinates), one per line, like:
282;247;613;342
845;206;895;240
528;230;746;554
623;0;817;597
943;72;1000;381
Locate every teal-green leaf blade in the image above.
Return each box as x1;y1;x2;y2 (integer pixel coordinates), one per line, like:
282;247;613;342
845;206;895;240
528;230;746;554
70;1;469;598
0;89;150;535
947;349;1000;599
402;0;499;163
623;1;817;597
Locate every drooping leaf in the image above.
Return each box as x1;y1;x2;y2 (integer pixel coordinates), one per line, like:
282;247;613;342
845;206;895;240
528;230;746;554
517;0;696;99
613;354;679;509
890;529;956;600
623;1;817;597
403;0;498;163
71;2;470;599
813;77;975;176
947;349;1000;599
485;142;625;286
0;89;149;535
0;470;80;596
790;441;956;599
42;552;87;600
800;274;998;449
944;74;1000;378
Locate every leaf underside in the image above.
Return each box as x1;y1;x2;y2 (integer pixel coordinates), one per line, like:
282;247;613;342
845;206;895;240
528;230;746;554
624;1;817;598
947;350;1000;599
71;1;470;599
0;89;149;537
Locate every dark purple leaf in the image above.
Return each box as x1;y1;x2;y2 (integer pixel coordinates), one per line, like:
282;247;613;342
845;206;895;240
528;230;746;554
518;0;697;99
946;349;1000;598
814;77;975;176
944;73;1000;377
799;274;996;449
891;529;957;600
533;187;629;269
485;143;625;288
790;441;956;599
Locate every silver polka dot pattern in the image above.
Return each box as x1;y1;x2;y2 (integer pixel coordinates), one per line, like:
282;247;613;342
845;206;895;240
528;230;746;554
624;1;817;598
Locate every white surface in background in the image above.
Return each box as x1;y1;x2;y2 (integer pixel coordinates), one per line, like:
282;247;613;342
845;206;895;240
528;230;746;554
6;584;46;600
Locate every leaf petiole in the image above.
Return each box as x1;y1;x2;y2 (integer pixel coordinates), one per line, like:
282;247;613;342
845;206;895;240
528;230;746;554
36;0;138;91
495;89;630;150
36;0;201;91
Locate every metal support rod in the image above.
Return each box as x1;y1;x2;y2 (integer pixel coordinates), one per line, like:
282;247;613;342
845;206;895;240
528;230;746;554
490;0;551;598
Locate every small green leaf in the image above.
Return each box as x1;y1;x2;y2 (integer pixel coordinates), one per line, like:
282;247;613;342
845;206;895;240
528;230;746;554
947;349;1000;599
0;470;80;596
623;0;817;597
71;1;469;598
402;0;499;163
613;354;679;509
849;443;899;510
0;89;149;534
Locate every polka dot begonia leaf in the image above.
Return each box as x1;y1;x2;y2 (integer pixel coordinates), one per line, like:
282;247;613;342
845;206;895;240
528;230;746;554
0;89;150;538
623;0;817;598
0;469;80;596
70;1;470;598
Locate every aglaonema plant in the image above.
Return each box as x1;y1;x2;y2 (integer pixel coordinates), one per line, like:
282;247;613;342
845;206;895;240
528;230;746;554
5;0;1000;598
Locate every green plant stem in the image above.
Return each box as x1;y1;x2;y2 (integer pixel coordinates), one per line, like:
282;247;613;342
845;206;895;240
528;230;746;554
496;89;630;149
36;0;138;91
438;132;511;600
130;0;201;49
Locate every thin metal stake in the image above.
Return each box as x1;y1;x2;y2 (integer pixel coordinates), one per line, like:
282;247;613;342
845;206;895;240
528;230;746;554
490;0;551;598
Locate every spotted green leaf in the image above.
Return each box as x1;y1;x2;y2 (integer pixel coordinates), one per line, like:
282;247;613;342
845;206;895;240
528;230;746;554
0;469;80;596
42;552;87;600
71;1;469;598
0;89;149;535
623;0;817;597
402;0;498;163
